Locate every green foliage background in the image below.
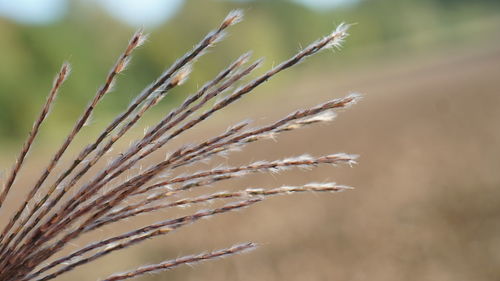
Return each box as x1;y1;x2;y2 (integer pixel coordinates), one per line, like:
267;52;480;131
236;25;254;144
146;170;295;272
0;0;498;147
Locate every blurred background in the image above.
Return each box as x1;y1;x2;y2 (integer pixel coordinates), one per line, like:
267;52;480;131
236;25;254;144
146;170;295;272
0;0;499;280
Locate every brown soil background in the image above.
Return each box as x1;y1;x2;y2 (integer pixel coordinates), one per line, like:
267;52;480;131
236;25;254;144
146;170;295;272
2;41;499;280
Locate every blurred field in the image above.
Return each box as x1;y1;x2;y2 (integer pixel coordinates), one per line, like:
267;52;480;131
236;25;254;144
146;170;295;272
2;38;497;280
1;1;500;280
143;41;500;281
150;42;500;281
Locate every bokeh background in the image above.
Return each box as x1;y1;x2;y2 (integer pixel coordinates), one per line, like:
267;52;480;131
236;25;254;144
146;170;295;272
1;0;500;280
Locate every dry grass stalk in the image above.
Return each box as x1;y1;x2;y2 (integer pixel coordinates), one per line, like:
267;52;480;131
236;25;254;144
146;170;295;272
0;10;359;281
0;63;70;209
103;242;258;281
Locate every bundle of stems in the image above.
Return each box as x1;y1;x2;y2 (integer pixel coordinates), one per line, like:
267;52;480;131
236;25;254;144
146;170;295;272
0;10;359;281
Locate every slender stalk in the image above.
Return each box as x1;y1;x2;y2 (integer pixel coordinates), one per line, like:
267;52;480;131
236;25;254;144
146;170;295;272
102;243;257;281
0;62;70;211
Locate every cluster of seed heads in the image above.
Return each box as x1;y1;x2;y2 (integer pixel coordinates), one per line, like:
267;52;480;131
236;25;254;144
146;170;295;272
0;10;359;281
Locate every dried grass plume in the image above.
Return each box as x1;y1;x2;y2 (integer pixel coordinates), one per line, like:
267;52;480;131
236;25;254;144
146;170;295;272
0;10;359;281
